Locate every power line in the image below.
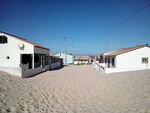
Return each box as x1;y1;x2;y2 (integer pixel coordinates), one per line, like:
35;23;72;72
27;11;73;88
103;2;150;37
32;37;63;42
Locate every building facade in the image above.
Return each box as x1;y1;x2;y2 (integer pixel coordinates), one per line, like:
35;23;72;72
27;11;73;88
55;53;74;65
94;45;150;74
74;56;91;65
0;32;50;77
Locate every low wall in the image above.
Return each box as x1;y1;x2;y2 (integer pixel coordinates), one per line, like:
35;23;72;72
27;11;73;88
105;67;150;74
45;65;50;70
50;62;61;69
0;65;50;78
22;67;43;78
0;67;22;77
92;62;106;74
93;62;150;74
22;65;50;78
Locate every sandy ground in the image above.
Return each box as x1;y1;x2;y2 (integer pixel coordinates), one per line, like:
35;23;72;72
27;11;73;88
0;65;150;113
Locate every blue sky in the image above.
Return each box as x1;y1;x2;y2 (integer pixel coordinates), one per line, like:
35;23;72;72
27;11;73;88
0;0;150;55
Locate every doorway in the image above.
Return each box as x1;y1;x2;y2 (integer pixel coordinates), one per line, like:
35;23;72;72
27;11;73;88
21;54;32;69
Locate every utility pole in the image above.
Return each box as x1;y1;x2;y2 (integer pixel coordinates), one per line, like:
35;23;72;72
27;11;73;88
64;35;67;66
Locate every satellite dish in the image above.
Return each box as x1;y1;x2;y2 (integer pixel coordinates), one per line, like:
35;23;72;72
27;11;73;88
18;43;25;50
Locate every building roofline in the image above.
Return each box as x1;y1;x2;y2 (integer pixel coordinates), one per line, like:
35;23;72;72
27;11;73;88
104;44;150;56
0;31;49;50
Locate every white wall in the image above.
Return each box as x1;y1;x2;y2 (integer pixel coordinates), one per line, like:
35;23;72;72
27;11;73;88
0;66;50;78
0;67;22;77
0;33;34;68
92;62;106;74
55;53;74;65
116;47;150;69
105;68;150;74
22;65;49;78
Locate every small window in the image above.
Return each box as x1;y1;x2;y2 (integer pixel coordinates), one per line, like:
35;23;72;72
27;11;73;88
142;57;148;64
6;56;10;59
0;35;8;44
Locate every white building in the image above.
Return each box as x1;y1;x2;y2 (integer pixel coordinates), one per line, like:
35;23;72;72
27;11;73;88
55;52;74;65
74;56;91;65
0;32;50;77
94;45;150;74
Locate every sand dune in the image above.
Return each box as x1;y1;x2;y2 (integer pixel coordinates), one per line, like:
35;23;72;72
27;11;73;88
0;65;150;113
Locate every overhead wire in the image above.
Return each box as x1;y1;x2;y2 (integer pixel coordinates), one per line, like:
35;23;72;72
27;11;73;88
103;2;150;37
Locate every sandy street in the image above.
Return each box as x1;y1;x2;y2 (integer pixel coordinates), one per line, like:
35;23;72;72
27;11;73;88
0;65;150;113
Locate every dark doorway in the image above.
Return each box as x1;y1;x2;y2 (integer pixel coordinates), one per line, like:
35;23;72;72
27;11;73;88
108;58;110;68
21;54;32;69
34;54;41;68
112;58;115;67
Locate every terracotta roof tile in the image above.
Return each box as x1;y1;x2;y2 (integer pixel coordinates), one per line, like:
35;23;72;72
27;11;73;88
75;56;91;60
104;45;150;56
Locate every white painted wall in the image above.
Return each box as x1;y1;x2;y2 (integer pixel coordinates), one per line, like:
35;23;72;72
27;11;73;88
92;62;106;74
0;67;22;77
105;68;150;74
0;33;34;68
116;47;150;69
55;53;74;65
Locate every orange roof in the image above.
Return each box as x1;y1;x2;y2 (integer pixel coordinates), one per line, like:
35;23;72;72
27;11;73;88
75;56;91;60
90;56;95;59
104;44;150;56
0;31;49;50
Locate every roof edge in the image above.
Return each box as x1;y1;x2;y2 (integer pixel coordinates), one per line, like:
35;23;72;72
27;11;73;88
0;31;49;50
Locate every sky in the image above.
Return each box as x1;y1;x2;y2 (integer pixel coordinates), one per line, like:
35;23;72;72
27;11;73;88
0;0;150;55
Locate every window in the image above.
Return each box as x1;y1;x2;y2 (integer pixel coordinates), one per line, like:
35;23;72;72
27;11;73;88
6;56;10;59
105;58;107;63
0;35;8;44
142;57;148;64
112;58;115;67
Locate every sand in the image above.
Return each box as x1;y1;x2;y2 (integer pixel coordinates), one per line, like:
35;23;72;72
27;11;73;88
0;65;150;113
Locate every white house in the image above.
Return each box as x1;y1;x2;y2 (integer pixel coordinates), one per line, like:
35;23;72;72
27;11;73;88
74;56;91;65
0;32;50;77
55;52;74;65
94;44;150;74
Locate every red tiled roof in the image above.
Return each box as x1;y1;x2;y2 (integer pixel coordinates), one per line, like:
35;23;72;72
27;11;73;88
89;56;95;59
0;32;49;50
75;56;91;60
104;45;150;56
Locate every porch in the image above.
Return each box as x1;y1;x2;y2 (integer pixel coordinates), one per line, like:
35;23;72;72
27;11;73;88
93;55;116;74
20;54;49;77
